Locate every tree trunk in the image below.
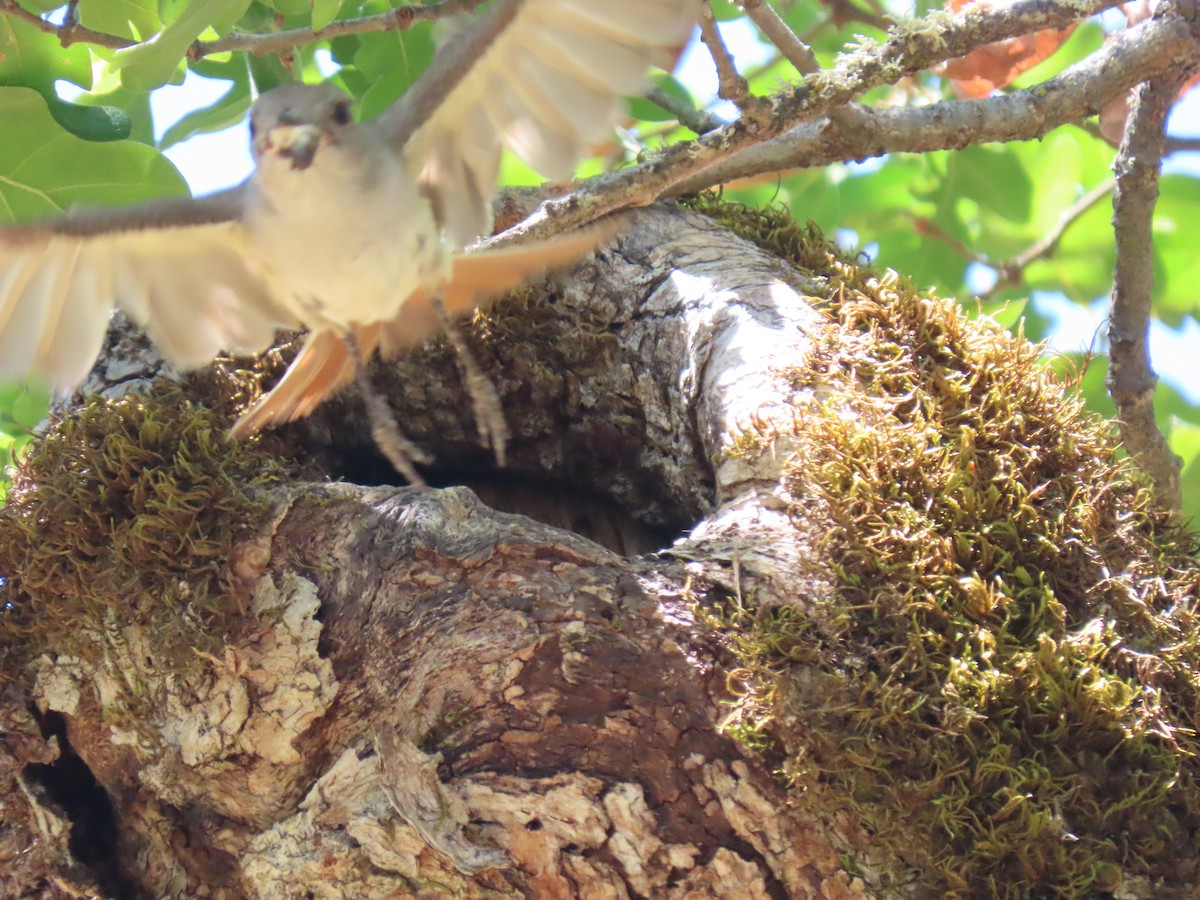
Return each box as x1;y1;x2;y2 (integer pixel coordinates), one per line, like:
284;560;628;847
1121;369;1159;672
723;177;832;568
2;202;1197;899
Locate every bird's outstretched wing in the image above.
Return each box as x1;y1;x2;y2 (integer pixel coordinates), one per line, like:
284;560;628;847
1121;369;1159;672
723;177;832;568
379;0;696;247
229;222;618;438
0;186;297;385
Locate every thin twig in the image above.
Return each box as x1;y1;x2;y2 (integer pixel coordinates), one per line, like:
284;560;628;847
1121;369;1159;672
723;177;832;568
0;0;488;58
976;179;1115;298
914;217;990;265
663;13;1182;195
196;0;487;57
737;0;865;133
1164;135;1200;153
739;0;821;74
1011;179;1115;272
644;85;725;135
1107;77;1184;510
0;0;132;49
699;2;772;125
827;0;894;32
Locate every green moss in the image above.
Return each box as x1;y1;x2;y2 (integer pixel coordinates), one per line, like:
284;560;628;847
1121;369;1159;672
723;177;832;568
0;380;291;681
692;198;1200;897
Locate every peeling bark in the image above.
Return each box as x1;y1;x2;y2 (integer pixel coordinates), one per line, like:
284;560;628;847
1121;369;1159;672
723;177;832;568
26;484;860;898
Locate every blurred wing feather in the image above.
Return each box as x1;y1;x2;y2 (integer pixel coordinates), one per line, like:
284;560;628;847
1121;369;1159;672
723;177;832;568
0;191;296;385
383;0;695;247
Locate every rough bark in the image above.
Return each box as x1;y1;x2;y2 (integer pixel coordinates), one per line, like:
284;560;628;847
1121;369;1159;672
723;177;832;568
2;206;873;898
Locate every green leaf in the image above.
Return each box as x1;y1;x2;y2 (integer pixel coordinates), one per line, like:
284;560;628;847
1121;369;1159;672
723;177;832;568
8;385;49;431
44;97;133;142
0;86;188;223
265;0;310;16
77;0;161;41
787;170;845;227
160;79;251;149
16;1;64;12
0;13;92;92
78;78;157;144
112;0;252;91
0;381;42;429
0;12;138;142
1025;192;1114;303
313;0;343;32
781;1;822;37
353;26;435;120
970;132;1110;261
1170;418;1200;526
190;53;250;82
707;1;745;21
941;145;1032;228
835;157;938;220
1150;175;1200;323
1158;381;1200;428
246;52;293;94
498;150;546;188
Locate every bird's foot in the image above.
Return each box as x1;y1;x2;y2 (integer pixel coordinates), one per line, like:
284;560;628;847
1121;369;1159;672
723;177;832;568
431;293;510;467
345;333;431;488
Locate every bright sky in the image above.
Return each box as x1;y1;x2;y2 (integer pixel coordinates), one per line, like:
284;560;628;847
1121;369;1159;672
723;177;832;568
145;16;1199;404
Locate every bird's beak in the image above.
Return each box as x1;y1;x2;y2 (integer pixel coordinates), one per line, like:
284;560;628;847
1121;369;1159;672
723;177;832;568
268;123;323;171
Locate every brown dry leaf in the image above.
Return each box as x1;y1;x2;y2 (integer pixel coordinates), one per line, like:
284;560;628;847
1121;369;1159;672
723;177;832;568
1099;92;1133;145
1100;76;1200;145
940;0;1074;99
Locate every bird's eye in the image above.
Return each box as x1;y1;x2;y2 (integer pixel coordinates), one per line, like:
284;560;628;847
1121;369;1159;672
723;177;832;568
331;101;352;126
248;118;257;139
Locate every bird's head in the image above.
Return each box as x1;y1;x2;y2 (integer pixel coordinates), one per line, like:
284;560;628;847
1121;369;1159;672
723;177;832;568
250;83;357;172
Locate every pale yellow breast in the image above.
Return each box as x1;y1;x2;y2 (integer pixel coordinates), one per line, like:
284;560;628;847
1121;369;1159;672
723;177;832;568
245;139;448;332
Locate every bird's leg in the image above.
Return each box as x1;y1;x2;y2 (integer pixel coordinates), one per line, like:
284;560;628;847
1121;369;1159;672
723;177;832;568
344;332;431;488
430;292;509;467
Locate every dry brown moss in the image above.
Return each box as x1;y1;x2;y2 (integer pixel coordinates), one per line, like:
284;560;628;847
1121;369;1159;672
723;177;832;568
692;196;1200;898
0;379;291;678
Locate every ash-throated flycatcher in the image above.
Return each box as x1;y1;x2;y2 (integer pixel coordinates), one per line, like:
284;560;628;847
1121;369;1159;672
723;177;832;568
0;0;696;458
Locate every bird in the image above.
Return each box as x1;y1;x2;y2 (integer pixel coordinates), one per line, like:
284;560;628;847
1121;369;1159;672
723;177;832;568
0;0;698;478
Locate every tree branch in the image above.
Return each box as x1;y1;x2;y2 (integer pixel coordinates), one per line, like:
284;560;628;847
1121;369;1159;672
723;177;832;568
664;8;1186;192
699;2;771;125
0;0;132;50
1164;134;1200;153
194;0;487;58
495;0;1166;246
1107;77;1185;509
644;85;725;135
738;0;822;75
0;0;489;57
979;178;1115;297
